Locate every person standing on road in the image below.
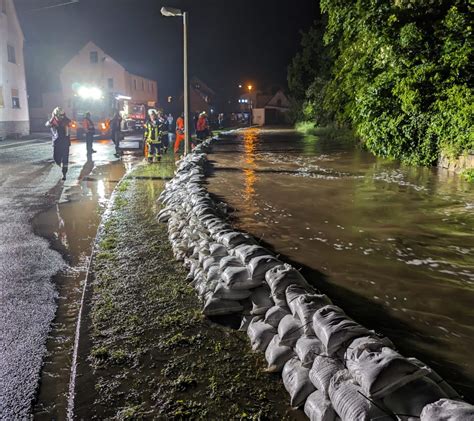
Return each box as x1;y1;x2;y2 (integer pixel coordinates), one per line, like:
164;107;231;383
144;109;166;163
46;107;71;181
157;111;169;154
196;112;209;140
110;111;122;158
174;113;185;154
166;113;174;151
82;112;96;158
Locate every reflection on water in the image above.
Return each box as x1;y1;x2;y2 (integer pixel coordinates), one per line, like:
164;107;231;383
208;128;474;401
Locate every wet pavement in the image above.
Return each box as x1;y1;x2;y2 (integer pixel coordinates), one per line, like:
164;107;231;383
207;127;474;401
0;136;141;419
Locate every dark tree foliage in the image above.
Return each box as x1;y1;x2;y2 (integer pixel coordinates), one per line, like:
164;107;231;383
289;0;473;165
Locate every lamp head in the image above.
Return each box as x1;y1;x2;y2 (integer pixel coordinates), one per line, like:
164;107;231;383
161;6;183;16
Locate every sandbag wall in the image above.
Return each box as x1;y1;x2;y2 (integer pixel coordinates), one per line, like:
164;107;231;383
157;138;474;421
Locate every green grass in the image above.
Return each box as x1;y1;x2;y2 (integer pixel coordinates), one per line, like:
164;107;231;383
462;169;474;182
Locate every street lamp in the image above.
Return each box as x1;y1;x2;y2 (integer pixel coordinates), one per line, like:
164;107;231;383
161;6;190;155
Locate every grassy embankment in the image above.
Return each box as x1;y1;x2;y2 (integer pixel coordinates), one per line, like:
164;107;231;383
85;155;297;419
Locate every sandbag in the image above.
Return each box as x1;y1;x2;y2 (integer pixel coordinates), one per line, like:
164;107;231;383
282;357;316;408
382;376;448;418
278;314;303;347
206;265;221;283
267;264;311;306
295;335;325;368
248;255;281;282
420;399;474;421
288;289;332;336
203;255;221;273
265;334;295;373
222;266;262;290
219;255;243;272
233;244;270;265
251;285;274;315
209;243;228;257
220;231;256;248
313;305;371;356
304;390;337;421
247;317;276;352
264;305;291;328
239;313;253;331
309;356;344;396
329;369;389;421
202;296;243;316
214;283;252;300
346;345;429;398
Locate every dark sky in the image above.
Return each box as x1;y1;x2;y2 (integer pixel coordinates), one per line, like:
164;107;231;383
15;0;319;104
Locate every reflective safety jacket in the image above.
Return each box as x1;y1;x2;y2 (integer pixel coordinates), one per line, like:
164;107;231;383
144;118;167;144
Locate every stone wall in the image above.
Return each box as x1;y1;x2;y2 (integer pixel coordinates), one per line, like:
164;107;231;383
438;152;474;174
0;120;30;140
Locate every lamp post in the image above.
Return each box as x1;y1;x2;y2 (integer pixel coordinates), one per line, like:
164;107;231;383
161;6;190;155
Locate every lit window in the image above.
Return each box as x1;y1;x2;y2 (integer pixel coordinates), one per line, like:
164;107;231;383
90;51;98;63
108;78;114;89
0;86;4;108
7;45;16;64
11;88;20;109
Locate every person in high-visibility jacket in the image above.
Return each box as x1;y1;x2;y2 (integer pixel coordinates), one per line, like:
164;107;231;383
174;113;185;154
144;109;167;163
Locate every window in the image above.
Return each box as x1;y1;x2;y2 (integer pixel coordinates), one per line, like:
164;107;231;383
7;45;16;63
108;78;114;89
133;79;137;90
0;86;4;108
11;89;20;109
90;51;98;63
141;80;144;90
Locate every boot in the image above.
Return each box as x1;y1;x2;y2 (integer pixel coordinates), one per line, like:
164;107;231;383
62;166;67;181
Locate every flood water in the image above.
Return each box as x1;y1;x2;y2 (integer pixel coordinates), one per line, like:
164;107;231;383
207;127;474;401
32;156;137;419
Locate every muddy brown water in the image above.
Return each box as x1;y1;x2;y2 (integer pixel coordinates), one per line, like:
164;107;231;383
32;157;138;419
207;127;474;401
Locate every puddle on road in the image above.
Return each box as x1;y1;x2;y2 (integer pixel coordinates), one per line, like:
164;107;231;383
207;128;474;401
31;155;139;419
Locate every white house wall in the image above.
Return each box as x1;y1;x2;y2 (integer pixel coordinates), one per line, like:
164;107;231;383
0;0;29;138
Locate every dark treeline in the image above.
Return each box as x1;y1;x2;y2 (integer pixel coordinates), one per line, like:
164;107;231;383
288;0;472;166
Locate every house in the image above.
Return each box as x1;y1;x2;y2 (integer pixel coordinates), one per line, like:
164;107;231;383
29;41;158;130
239;90;290;126
0;0;29;139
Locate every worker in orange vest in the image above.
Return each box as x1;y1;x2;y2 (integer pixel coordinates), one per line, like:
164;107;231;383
174;113;185;154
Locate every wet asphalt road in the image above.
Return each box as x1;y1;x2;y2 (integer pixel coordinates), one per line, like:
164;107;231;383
0;135;140;419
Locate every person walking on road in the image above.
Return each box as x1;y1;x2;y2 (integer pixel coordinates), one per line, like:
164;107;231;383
174;113;185;154
144;109;167;163
46;107;71;181
82;112;96;158
111;111;122;158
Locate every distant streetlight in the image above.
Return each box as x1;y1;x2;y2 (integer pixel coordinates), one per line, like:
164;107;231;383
248;85;253;92
238;84;242;88
161;6;190;155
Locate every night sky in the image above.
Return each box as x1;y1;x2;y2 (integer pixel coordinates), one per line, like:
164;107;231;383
15;0;319;105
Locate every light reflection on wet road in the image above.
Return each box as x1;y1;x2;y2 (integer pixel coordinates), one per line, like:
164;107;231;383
207;128;474;401
0;137;141;419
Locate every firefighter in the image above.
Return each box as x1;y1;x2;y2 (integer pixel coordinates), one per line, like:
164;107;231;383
82;111;96;157
110;111;122;158
144;109;167;163
174;112;185;154
46;107;71;181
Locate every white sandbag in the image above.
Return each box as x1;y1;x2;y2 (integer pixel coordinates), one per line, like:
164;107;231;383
287;289;332;336
195;278;217;298
329;369;388;421
251;285;274;315
209;243;228;257
309;356;344;396
282;357;316;408
295;335;325;367
265;334;295;373
206;266;221;283
239;313;253;331
222;266;263;290
233;244;270;265
214;282;252;300
267;264;311;306
344;335;394;361
313;305;371;356
382;376;447;418
202;296;243;316
264;305;291;328
278;314;303;347
220;231;256;248
248;255;281;282
346;345;429;398
408;358;461;400
421;399;474;421
219;255;243;272
304;390;337;421
203;255;221;273
247;317;276;352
